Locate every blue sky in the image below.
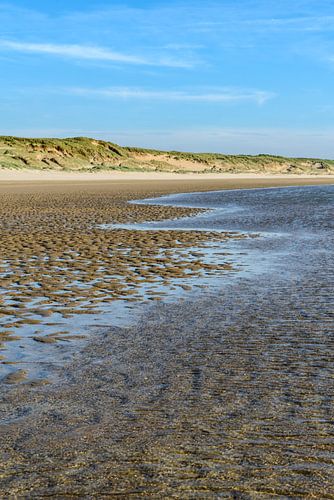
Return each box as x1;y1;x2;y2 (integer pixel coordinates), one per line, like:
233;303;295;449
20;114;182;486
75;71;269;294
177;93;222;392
1;0;334;157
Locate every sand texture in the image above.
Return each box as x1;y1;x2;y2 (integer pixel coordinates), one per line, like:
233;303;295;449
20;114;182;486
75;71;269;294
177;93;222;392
0;176;333;497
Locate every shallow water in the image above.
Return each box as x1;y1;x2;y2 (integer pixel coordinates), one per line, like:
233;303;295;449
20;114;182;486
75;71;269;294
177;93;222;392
102;184;334;495
1;185;334;496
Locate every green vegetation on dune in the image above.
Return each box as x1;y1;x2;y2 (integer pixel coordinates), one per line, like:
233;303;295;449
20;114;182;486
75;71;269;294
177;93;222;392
0;135;333;174
0;136;126;171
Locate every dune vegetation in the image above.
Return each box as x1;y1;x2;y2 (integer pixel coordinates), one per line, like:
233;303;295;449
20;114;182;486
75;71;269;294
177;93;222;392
1;135;334;174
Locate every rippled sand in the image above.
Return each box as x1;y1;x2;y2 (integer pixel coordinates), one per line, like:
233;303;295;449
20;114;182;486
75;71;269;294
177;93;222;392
0;179;252;378
0;176;333;497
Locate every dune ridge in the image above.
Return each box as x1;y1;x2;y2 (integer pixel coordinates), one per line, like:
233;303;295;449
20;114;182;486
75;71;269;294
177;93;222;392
1;135;334;175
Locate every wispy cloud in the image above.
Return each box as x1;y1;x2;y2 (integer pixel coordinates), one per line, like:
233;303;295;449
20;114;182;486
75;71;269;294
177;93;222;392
163;43;205;50
70;87;275;105
0;40;193;68
325;54;334;65
243;15;334;32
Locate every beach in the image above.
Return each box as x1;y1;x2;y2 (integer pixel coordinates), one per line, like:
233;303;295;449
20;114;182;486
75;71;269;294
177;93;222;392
0;173;334;496
4;0;334;494
1;169;334;183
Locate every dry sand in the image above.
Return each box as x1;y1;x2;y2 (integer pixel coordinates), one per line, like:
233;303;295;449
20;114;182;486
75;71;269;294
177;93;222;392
0;168;334;183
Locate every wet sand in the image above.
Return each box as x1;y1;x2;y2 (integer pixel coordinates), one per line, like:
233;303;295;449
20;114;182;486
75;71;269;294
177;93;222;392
0;174;333;497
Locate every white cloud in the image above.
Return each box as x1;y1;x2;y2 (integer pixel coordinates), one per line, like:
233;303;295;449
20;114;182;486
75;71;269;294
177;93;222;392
69;87;275;105
244;15;334;32
163;43;205;50
0;40;192;68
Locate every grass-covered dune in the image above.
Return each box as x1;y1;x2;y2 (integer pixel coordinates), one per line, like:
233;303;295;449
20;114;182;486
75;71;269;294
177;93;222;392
1;135;334;174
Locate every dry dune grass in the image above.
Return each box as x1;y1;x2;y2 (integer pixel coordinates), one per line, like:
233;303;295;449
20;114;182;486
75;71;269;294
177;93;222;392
1;135;334;174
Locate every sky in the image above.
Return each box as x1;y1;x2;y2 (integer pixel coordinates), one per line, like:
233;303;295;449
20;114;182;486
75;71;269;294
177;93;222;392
1;0;334;157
